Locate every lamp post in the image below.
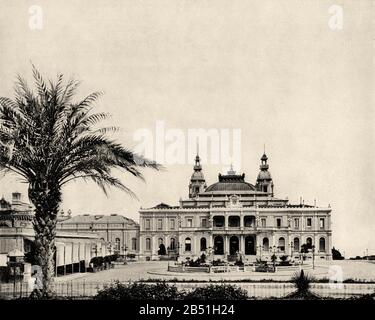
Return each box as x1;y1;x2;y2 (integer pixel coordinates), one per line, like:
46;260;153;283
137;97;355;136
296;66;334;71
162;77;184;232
107;242;112;256
271;246;278;271
311;245;315;269
176;242;181;261
92;244;98;257
206;246;214;272
257;244;263;260
290;241;294;258
123;245;128;264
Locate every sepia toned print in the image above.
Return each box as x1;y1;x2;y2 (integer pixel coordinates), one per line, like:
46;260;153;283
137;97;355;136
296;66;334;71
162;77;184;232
0;0;374;305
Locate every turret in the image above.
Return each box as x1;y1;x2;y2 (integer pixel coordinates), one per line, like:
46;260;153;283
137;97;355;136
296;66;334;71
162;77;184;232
255;152;274;195
188;153;206;198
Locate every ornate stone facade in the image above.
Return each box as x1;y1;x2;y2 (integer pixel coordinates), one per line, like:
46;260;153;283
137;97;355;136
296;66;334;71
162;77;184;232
139;153;332;262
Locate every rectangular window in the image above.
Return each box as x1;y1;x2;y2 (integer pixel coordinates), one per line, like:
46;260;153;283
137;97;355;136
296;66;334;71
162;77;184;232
306;218;312;227
294;218;299;229
261;218;266;228
145;219;151;230
201;218;208;228
157;219;163;230
170;219;175;230
187;218;193;228
276;218;281;228
319;218;325;229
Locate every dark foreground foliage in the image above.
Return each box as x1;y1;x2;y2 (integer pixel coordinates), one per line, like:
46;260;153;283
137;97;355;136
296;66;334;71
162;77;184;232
285;270;321;300
94;281;183;300
94;281;249;300
184;284;248;300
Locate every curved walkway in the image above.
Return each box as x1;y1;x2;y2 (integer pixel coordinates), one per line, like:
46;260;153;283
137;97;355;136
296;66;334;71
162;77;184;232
147;265;329;281
56;260;375;284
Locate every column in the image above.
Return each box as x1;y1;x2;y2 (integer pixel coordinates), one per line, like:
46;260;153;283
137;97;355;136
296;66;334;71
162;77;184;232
328;233;332;259
225;235;229;256
139;235;143;258
209;234;213;249
194;236;199;256
240;235;245;254
152;235;158;258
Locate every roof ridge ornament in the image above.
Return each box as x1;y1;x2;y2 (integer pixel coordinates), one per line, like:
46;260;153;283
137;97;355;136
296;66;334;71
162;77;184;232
227;163;236;175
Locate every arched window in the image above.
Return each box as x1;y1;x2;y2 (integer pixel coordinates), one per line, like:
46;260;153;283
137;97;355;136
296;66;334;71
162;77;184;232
158;238;166;255
319;237;326;252
278;237;285;251
132;238;137;251
262;237;269;251
170;238;176;250
185;238;191;252
306;237;313;249
293;237;300;251
214;236;224;255
245;236;255;255
115;238;121;251
200;238;207;251
146;238;151;251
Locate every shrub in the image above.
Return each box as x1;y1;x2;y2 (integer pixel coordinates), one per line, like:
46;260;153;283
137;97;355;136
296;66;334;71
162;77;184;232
212;259;226;266
94;281;182;300
184;284;248;300
158;244;166;256
200;253;206;264
285;270;320;299
280;255;288;262
235;259;244;267
332;247;345;260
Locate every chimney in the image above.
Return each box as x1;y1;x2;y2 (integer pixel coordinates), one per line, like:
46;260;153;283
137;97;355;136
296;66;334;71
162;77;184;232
12;192;22;205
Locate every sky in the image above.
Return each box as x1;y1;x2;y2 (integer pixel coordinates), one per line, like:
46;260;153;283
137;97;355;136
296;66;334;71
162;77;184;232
0;0;374;257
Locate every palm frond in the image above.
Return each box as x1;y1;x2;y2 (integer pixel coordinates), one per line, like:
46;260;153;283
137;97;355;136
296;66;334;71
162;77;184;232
0;66;160;200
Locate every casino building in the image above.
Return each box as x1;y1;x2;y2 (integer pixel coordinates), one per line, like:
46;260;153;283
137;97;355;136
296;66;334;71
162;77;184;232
139;152;332;261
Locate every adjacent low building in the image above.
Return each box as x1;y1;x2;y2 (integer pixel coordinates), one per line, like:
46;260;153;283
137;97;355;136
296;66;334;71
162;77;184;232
138;152;332;262
57;213;139;256
0;192;139;276
0;192;106;274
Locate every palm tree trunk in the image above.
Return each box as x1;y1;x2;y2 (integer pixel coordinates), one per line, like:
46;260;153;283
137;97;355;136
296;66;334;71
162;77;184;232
28;182;61;298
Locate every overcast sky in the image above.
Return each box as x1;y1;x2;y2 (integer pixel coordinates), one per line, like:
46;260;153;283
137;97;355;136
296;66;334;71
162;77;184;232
0;0;373;257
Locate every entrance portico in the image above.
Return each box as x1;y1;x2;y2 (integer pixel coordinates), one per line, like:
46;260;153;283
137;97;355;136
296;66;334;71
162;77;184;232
213;234;257;257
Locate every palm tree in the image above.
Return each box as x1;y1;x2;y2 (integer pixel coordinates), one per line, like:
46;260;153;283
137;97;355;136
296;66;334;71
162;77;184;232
0;66;160;297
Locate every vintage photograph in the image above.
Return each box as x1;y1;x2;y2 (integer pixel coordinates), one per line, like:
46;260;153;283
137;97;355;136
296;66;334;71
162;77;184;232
0;0;374;312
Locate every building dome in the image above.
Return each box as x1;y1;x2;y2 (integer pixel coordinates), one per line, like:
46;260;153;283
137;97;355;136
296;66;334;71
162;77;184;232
205;173;256;192
257;170;272;180
191;170;205;181
205;181;255;192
